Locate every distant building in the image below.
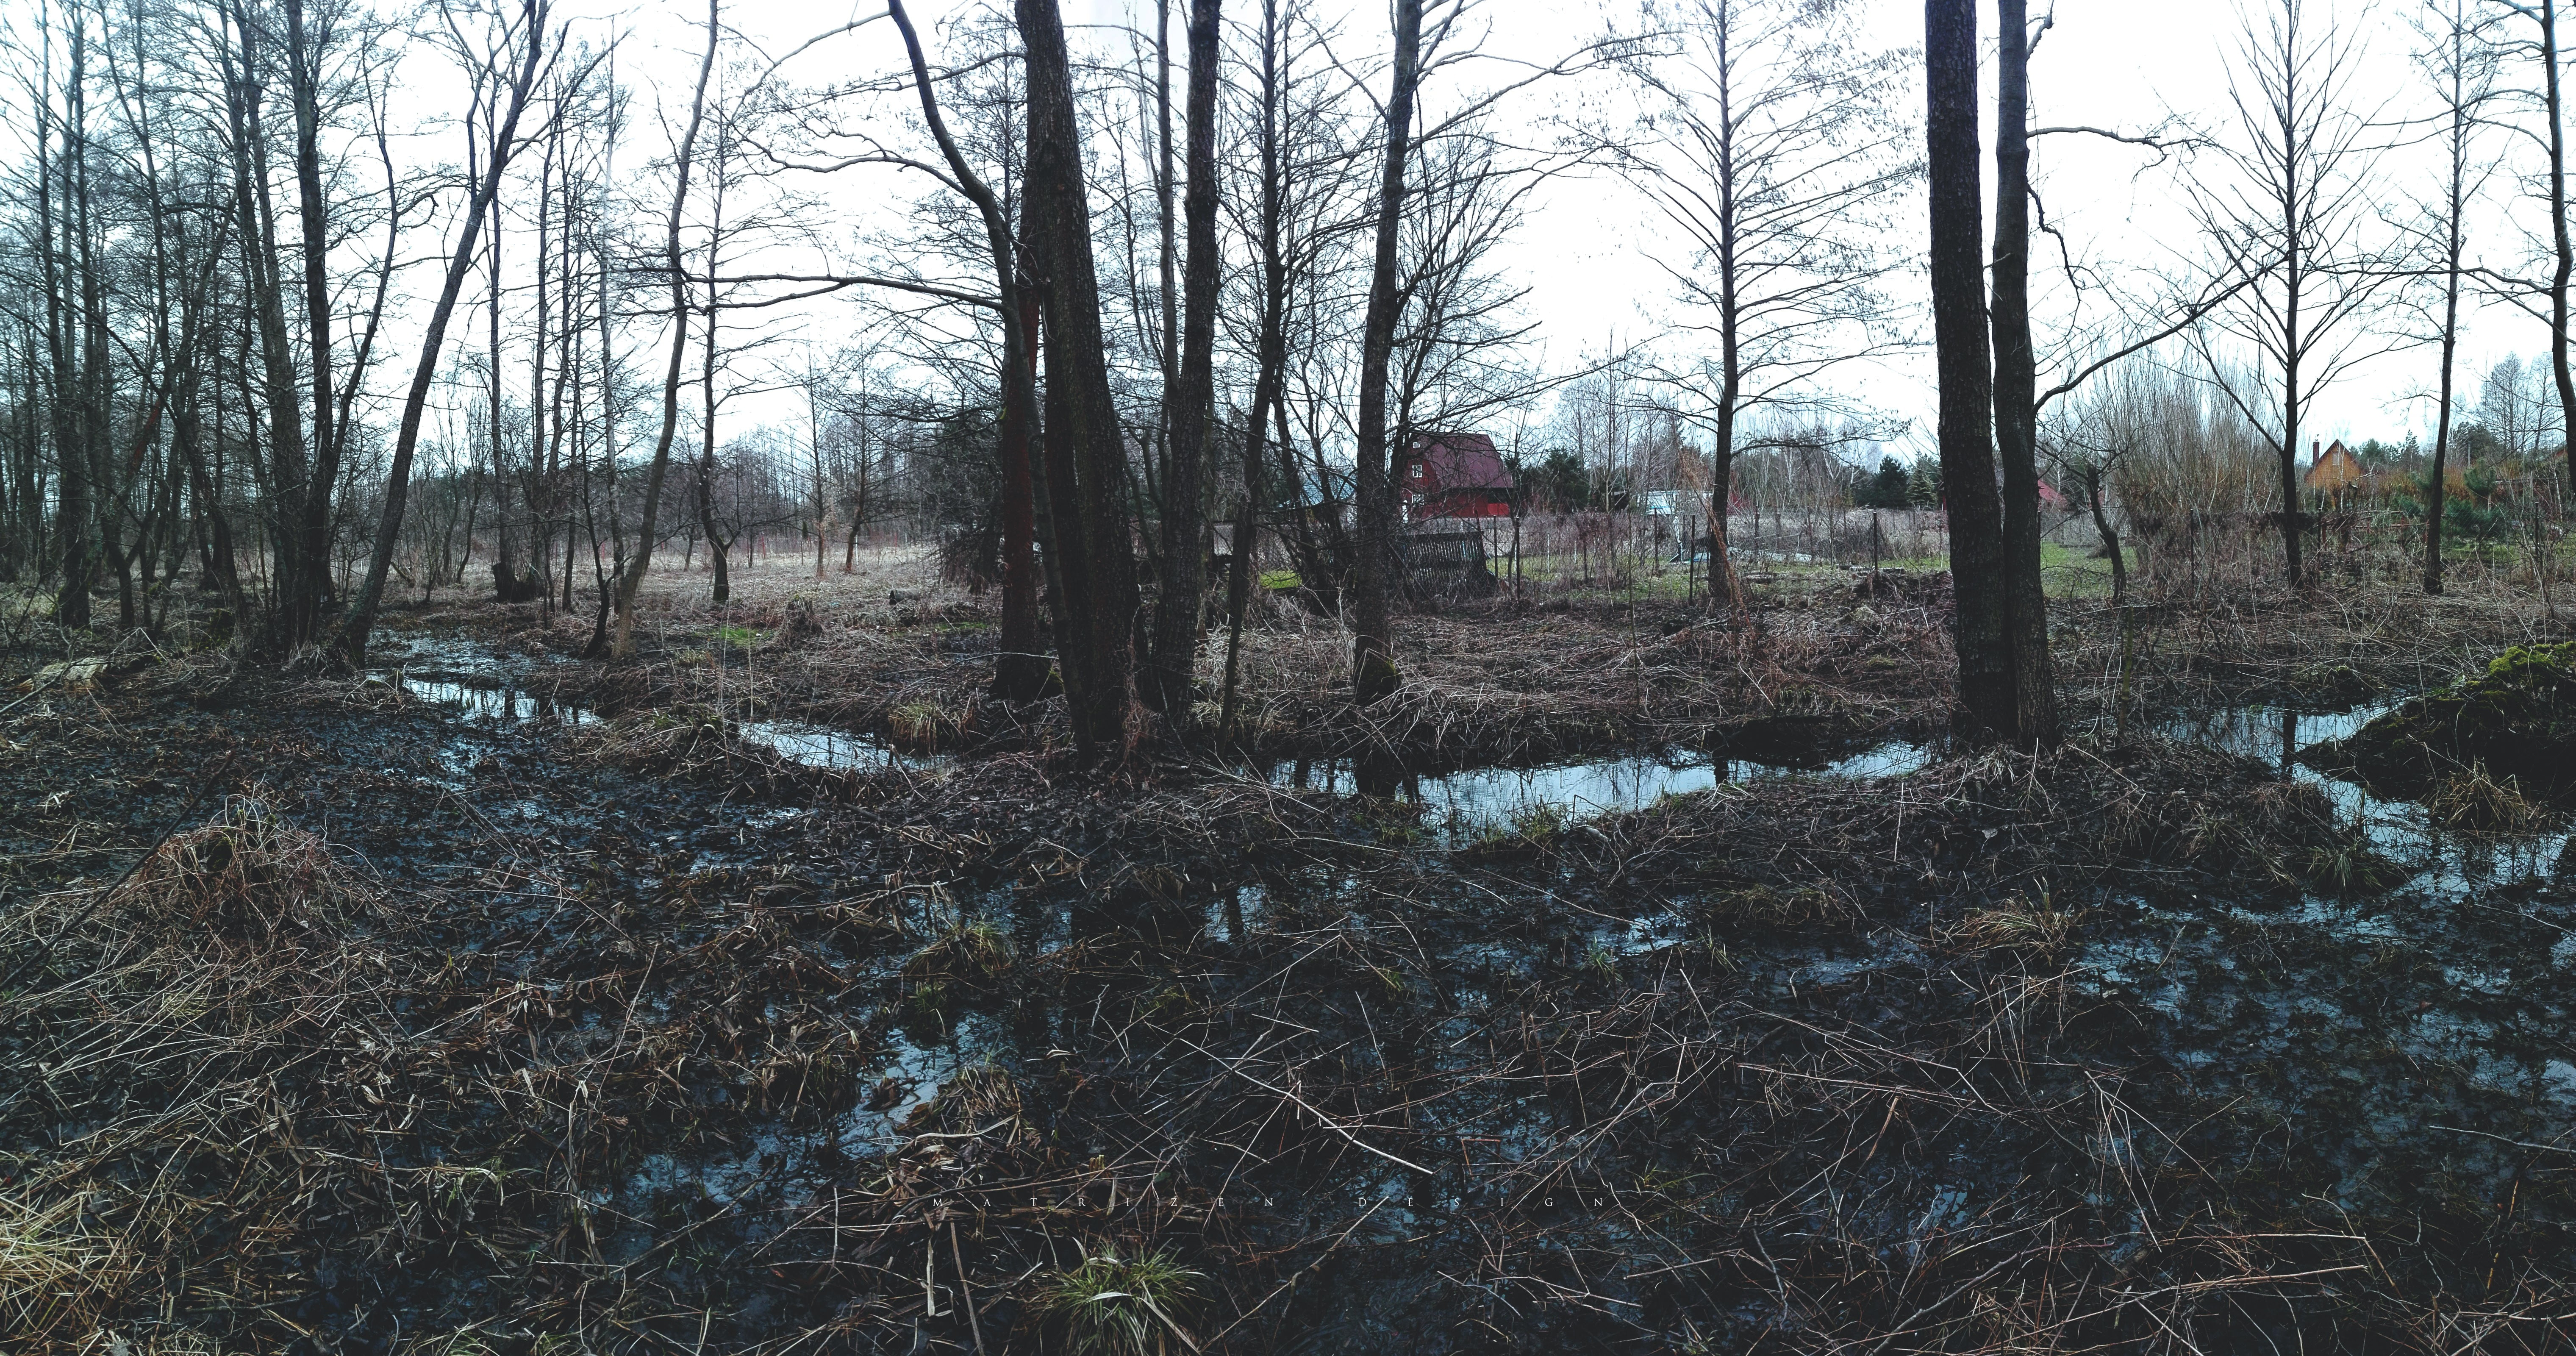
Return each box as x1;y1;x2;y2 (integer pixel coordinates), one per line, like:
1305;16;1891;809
2304;438;2364;493
1400;432;1514;520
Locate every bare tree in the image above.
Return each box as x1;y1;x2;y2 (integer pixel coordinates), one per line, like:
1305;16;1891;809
1606;0;1915;613
343;0;556;664
1142;0;1221;717
1346;0;1422;705
606;0;717;659
2187;0;2389;588
2482;0;2576;504
1925;0;2013;738
2396;0;2501;593
1216;0;1352;734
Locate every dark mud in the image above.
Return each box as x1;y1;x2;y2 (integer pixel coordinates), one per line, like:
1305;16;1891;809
9;636;2576;1352
2306;642;2576;802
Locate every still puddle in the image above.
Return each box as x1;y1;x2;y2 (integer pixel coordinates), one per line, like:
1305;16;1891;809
2156;699;2571;903
736;720;938;775
1268;741;1929;838
399;677;592;726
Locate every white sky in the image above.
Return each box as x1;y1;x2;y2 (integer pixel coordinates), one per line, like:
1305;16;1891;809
650;0;2557;455
12;0;2546;461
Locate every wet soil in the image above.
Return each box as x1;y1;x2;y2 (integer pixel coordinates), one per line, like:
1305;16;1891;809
8;613;2576;1353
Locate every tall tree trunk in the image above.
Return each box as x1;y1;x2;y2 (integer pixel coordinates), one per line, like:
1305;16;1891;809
1218;0;1292;738
1144;0;1223;716
2542;0;2576;506
1021;0;1144;753
487;176;526;600
1925;0;2013;739
1349;0;1423;704
340;0;550;664
1991;0;2055;746
37;17;89;628
527;131;555;611
221;0;316;646
997;289;1046;698
283;0;338;648
697;163;729;607
2428;1;2470;596
2273;3;2308;590
608;0;719;659
1704;1;1746;617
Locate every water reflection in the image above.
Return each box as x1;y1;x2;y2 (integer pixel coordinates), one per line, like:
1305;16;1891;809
735;720;932;774
1268;742;1930;838
400;677;590;726
2152;700;2390;773
2160;698;2570;903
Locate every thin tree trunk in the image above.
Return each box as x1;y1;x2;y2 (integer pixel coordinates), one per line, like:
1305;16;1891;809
1144;0;1223;716
488;167;526;600
2084;461;2124;602
608;0;719;659
997;289;1046;697
341;0;550;664
2429;1;2471;596
2542;0;2576;510
1219;0;1292;738
1349;0;1423;704
697;166;729;607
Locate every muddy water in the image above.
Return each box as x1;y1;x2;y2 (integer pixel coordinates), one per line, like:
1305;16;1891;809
364;635;2576;1342
397;677;593;726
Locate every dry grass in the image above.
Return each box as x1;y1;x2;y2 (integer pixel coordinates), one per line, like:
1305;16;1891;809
2425;761;2548;833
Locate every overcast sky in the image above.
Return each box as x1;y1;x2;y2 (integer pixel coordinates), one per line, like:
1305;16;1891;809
36;0;2532;460
613;0;2559;456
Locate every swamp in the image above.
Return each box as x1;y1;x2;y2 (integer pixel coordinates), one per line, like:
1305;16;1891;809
8;543;2576;1353
10;0;2576;1346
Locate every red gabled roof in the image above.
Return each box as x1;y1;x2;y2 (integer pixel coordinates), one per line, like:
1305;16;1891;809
1403;432;1513;496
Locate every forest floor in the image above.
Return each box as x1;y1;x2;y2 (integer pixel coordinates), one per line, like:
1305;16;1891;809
6;548;2576;1353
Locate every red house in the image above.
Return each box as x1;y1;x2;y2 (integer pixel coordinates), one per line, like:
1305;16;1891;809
1400;431;1514;519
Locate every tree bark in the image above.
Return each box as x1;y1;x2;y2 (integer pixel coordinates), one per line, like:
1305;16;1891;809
1349;0;1424;705
1144;0;1223;716
282;0;338;649
1020;0;1144;753
1991;0;2056;746
1925;0;2013;739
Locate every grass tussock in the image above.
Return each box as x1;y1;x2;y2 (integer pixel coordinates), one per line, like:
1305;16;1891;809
2425;761;2549;833
1038;1247;1204;1356
1955;892;2085;957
